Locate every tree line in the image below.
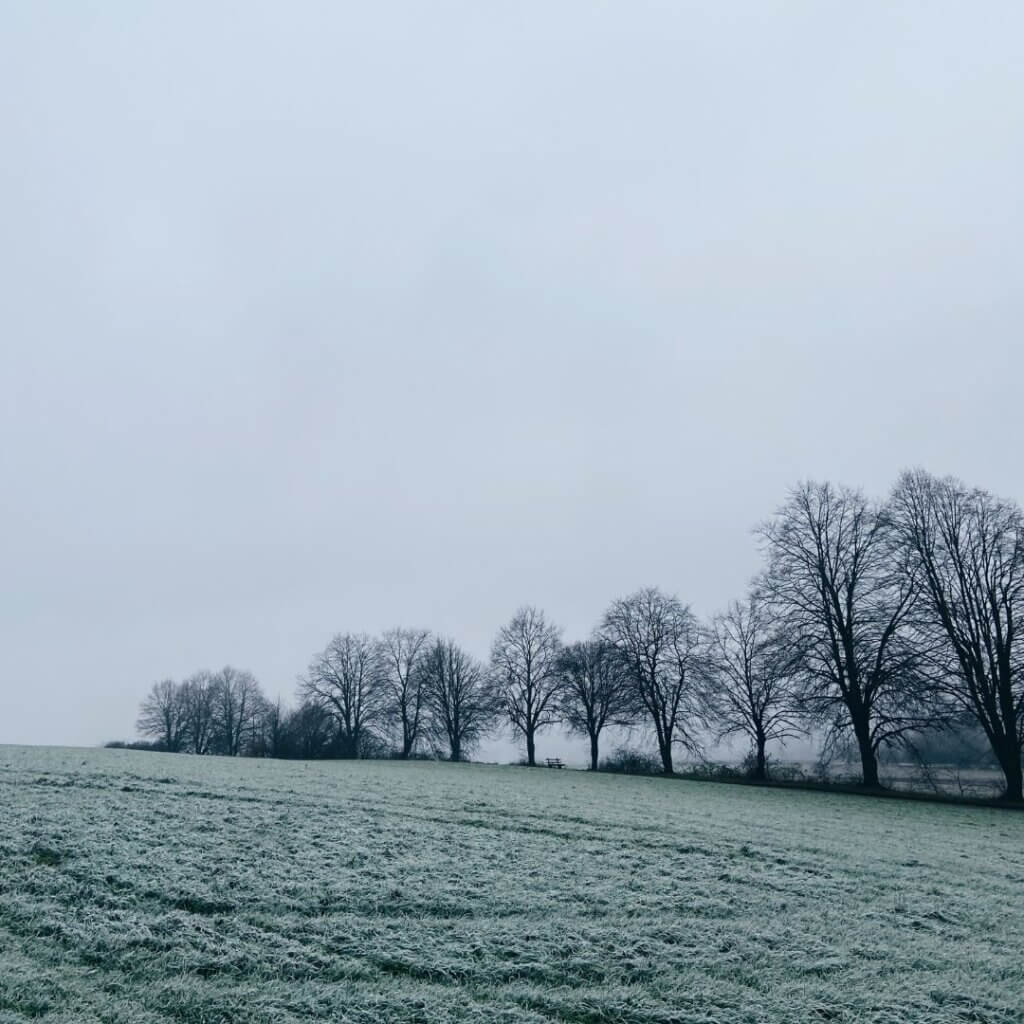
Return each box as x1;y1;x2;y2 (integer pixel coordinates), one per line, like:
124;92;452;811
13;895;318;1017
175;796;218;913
134;469;1024;800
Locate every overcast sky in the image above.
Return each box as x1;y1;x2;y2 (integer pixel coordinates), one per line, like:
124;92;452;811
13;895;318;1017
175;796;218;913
1;2;1022;762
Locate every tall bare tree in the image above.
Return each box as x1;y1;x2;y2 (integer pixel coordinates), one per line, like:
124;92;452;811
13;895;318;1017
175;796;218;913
180;670;216;755
210;666;263;756
557;639;634;770
377;628;431;758
136;679;186;752
704;594;802;780
422;638;497;761
759;482;928;788
601;587;706;774
300;633;384;758
491;607;564;766
891;470;1024;800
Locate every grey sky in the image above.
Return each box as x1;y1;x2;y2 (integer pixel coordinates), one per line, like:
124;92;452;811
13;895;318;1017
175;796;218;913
2;2;1022;762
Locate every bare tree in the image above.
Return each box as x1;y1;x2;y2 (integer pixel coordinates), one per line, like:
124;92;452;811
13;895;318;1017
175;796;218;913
557;640;634;770
891;470;1024;800
241;691;273;757
289;700;335;759
377;628;431;758
253;697;290;759
704;594;802;780
421;638;497;761
759;482;929;788
300;633;384;758
210;666;263;756
601;587;706;774
136;679;186;752
180;671;216;755
491;607;564;766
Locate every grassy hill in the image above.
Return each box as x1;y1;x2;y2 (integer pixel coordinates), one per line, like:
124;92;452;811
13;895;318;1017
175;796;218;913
1;746;1022;1023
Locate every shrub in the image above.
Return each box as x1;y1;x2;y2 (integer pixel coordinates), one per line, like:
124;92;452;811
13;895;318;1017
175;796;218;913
768;761;811;783
599;748;663;775
681;761;747;782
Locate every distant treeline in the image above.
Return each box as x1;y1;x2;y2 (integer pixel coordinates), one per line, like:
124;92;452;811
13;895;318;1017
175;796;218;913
126;469;1024;800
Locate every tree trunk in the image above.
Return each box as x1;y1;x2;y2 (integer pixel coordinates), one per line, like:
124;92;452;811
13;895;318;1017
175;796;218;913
526;730;536;767
753;738;767;781
589;732;600;772
854;725;880;788
341;731;358;759
450;739;461;762
995;739;1024;801
658;739;674;775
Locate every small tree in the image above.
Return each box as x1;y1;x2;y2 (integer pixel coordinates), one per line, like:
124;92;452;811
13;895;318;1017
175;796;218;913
704;595;802;780
180;671;216;755
210;666;264;756
300;633;384;758
377;628;431;757
255;698;291;759
557;640;634;770
422;638;498;761
492;607;564;766
289;701;335;759
136;679;185;752
601;587;706;774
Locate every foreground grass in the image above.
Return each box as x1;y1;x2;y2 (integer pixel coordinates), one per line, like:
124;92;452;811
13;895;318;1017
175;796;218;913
1;747;1022;1023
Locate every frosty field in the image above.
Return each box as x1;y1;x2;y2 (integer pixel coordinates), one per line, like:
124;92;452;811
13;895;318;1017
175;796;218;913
1;747;1022;1024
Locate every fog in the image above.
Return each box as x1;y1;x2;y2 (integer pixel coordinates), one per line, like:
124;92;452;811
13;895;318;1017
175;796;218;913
1;2;1021;762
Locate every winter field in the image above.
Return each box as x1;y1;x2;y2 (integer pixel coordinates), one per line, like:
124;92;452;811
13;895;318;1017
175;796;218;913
1;747;1022;1024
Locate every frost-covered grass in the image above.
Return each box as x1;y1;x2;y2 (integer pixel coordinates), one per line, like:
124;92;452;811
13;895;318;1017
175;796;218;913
1;747;1022;1023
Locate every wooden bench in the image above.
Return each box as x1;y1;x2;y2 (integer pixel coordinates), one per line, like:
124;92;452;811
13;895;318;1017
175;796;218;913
545;758;565;769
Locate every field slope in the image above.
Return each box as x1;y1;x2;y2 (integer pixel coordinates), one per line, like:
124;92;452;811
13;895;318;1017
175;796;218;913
1;746;1022;1023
